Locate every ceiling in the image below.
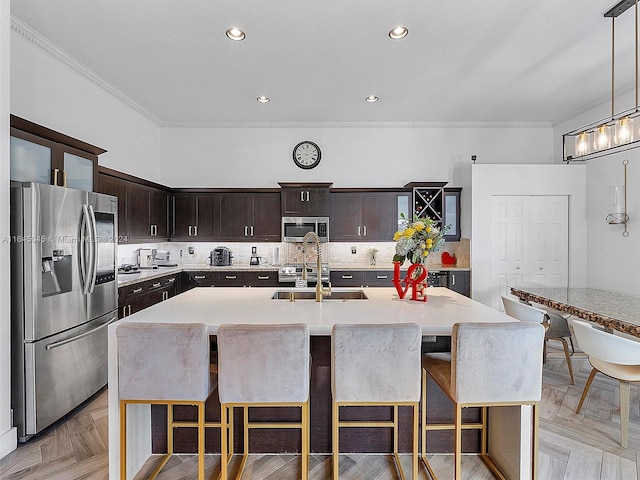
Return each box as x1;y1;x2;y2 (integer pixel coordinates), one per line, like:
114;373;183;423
10;0;640;125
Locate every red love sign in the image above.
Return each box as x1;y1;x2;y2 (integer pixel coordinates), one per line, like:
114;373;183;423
393;261;428;302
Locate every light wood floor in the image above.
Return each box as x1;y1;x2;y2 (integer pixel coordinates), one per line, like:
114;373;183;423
1;346;639;479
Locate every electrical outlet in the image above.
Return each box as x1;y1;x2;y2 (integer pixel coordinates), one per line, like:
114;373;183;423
351;246;357;254
188;246;194;254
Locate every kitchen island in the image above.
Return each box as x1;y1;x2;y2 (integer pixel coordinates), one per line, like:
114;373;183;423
108;287;533;479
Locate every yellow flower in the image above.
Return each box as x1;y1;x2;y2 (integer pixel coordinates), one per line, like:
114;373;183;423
422;250;429;256
426;239;433;247
426;226;432;233
403;228;415;238
414;222;425;231
393;231;402;241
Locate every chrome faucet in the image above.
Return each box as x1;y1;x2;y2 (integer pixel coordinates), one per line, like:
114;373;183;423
301;231;332;302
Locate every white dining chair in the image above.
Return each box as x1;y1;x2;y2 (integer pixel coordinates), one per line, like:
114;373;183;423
572;319;640;447
502;295;575;384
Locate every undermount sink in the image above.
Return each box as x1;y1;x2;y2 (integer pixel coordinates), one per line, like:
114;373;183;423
271;290;369;301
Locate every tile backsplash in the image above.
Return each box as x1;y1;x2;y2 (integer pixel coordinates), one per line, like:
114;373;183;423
118;238;470;269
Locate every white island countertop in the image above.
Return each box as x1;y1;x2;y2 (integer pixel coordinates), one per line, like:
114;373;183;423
113;286;512;335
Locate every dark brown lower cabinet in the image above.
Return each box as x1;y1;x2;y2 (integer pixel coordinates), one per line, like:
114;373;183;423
118;273;178;319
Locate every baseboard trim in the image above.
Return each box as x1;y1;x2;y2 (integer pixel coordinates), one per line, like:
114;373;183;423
0;426;17;461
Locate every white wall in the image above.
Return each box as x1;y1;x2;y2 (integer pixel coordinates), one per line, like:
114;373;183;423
471;164;588;307
0;0;17;460
161;124;554;241
10;29;161;183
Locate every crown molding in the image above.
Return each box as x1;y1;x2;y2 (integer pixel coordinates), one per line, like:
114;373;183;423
11;16;162;126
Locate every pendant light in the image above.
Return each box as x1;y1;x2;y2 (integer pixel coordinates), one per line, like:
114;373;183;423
564;0;640;162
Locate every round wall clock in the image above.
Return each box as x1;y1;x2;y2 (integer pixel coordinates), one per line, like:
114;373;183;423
292;141;321;169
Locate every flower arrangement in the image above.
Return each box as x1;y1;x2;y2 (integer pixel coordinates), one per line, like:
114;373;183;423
393;214;448;266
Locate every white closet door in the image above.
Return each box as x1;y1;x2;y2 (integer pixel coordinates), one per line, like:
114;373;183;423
491;196;530;310
529;196;569;286
491;195;568;311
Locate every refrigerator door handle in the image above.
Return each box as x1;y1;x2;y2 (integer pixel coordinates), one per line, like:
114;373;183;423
87;205;98;293
80;205;90;294
45;316;116;350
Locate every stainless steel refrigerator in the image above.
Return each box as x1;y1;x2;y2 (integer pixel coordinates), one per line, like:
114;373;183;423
10;182;118;441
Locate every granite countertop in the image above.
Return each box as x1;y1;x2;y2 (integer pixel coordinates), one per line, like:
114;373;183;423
117;263;472;287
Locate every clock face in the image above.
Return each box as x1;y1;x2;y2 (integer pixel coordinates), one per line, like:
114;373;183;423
293;141;321;169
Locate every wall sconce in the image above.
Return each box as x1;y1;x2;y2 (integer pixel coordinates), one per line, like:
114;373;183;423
606;159;630;236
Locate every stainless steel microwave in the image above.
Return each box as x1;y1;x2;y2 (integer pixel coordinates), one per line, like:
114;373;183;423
282;217;329;242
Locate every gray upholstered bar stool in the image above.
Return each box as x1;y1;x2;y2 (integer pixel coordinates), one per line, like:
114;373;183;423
331;323;422;480
422;322;545;480
117;322;218;480
502;295;575;384
216;323;310;480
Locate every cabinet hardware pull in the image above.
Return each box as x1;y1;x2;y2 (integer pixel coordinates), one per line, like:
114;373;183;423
122;306;127;317
188;225;193;236
132;287;143;293
152;282;161;287
150;225;154;236
300;191;305;202
225;275;237;279
194;225;198;236
305;191;310;202
53;169;59;186
194;275;206;279
357;226;361;236
342;275;353;279
127;305;132;315
244;226;249;236
250;225;254;236
451;275;456;286
62;170;67;187
376;275;388;279
167;278;175;283
257;276;269;280
363;225;367;236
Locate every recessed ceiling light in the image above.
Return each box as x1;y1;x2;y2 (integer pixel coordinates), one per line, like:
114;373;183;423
365;96;379;103
257;96;270;103
388;26;408;40
226;27;245;41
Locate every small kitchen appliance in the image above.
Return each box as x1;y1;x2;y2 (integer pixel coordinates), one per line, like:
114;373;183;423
282;216;329;242
137;248;157;269
155;249;177;267
249;246;267;265
211;247;233;266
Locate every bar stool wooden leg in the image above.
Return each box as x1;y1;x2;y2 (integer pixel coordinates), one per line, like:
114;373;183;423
455;404;462;480
120;400;127;480
198;401;205;480
332;401;339;480
220;405;228;480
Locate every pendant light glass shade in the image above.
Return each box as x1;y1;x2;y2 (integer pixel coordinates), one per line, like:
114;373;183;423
575;132;591;155
593;125;612;150
615;117;634;143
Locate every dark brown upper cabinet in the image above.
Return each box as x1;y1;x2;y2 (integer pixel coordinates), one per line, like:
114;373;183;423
172;193;219;240
279;182;331;217
96;167;169;244
10;115;105;191
217;191;281;242
330;190;400;242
